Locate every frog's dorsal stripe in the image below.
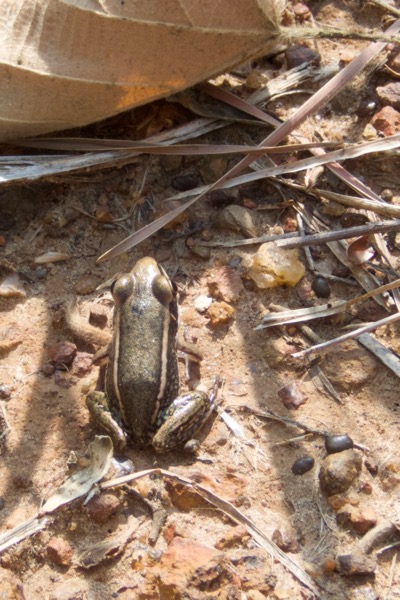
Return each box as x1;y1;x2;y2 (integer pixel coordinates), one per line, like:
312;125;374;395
112;306;129;423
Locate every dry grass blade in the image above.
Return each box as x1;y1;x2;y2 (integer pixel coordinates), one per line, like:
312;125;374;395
276;219;400;249
98;19;400;261
257;278;400;329
100;468;321;597
312;188;400;219
292;313;400;359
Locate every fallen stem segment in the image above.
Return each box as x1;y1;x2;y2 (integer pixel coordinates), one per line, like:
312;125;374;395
276;220;400;249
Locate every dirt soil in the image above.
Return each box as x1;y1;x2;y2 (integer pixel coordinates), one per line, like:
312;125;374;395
1;1;400;599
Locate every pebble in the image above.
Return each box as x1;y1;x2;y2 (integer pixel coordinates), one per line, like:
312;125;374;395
291;456;315;475
272;527;299;552
47;537;73;567
319;449;362;495
0;497;5;510
194;295;212;313
206;301;235;326
248;243;305;288
86;492;121;523
371;106;400;136
217;204;257;238
0;384;11;399
285;44;320;68
89;304;109;328
41;362;56;376
187;243;211;260
376;82;400;110
70;352;93;377
325;434;354;454
336;506;377;534
337;553;376;576
278;382;306;410
75;275;99;295
207;265;244;303
47;341;77;366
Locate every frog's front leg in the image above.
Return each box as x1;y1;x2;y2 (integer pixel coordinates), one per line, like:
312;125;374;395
152;390;213;453
86;391;128;451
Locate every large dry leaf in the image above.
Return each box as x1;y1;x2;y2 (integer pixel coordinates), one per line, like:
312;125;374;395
0;0;283;141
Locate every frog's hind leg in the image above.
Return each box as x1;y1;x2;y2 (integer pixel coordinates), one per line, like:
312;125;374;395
152;390;212;453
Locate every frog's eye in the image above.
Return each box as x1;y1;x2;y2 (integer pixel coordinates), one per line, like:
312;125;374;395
112;275;134;306
152;274;175;308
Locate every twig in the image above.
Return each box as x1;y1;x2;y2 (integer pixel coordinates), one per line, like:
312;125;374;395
368;0;400;18
276;220;400;249
100;468;321;597
292;312;400;358
314;188;400;219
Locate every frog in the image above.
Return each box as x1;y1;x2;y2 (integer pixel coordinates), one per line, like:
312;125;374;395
86;256;214;452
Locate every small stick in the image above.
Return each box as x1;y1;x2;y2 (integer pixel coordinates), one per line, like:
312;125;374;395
276;220;400;249
292;312;400;358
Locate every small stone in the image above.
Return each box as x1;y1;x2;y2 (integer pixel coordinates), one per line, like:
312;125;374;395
272;528;299;552
41;362;56;376
248;242;305;288
376;82;400;110
278;382;306;409
285;44;320;68
206;301;235;326
89;304;109;328
327;494;348;511
53;370;71;388
340;507;377;534
75;275;99;295
70;352;93;377
171;173;202;191
319;449;362;495
47;341;77;365
337;553;376;576
215;526;249;550
292;2;311;21
86;493;121;523
207;266;244;303
217;204;257;238
291;456;314;475
371;106;400;136
194;295;212;313
188;244;211;260
47;537;73;567
0;384;11;399
245;591;266;600
0;497;5;510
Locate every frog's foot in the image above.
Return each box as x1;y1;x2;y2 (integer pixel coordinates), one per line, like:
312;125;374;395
152;390;212;453
86;391;128;452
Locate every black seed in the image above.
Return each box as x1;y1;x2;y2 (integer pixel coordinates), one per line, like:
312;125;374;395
291;456;315;475
325;434;354;454
311;276;331;298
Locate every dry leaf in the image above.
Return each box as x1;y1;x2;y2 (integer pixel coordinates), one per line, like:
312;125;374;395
347;235;375;265
0;0;285;141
